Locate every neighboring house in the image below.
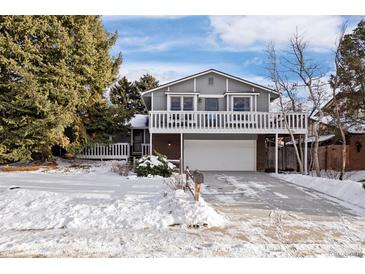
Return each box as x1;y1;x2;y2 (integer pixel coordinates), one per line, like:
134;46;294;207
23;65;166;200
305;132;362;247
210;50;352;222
304;94;365;171
79;69;308;172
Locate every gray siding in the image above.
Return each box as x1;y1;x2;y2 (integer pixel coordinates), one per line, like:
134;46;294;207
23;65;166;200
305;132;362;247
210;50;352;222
152;89;167;111
256;92;269;112
169;79;194;91
196;72;226;95
142;71;276;112
228;79;253;91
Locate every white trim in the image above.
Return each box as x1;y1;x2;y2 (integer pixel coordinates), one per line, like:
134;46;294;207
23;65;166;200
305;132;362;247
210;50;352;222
275;133;278;174
165;92;199;95
231;95;253;112
141;69;278;96
198;94;224;98
226;95;229;111
304;133;308;174
225;92;260;95
167;86;170;91
254;95;257;111
180;133;183;174
225;78;228;92
149;133;152;156
268;93;270;112
193;78;196;92
167;95;171;111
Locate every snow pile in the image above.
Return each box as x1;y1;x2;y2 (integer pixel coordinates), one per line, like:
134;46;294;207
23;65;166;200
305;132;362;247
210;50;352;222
0;188;225;230
0;162;225;231
137;155;175;169
274;173;365;209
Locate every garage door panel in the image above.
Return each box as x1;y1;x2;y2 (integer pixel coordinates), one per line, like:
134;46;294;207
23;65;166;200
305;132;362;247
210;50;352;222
184;140;256;171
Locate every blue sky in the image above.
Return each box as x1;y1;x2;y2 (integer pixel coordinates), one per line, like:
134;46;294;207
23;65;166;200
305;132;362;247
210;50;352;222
102;15;362;86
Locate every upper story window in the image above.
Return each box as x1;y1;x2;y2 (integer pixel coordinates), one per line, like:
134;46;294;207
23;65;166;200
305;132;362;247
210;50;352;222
208;77;214;85
170;96;181;111
170;96;194;111
183;97;194;111
205;98;219;111
233;97;251;111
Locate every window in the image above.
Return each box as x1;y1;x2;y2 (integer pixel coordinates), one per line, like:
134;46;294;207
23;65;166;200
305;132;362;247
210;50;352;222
205;98;219;111
208;77;214;85
170;97;181;111
183;97;194;111
233;97;251;111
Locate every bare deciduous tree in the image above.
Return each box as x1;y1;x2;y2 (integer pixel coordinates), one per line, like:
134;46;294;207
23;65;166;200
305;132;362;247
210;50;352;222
329;23;347;180
284;31;327;177
265;43;304;174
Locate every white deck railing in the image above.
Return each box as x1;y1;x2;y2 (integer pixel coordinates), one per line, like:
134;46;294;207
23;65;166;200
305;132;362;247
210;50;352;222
78;143;130;160
141;144;150;156
149;111;307;134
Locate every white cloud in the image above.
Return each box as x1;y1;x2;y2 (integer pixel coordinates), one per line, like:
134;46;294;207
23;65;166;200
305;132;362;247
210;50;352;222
102;16;186;22
119;62;218;83
209;16;345;51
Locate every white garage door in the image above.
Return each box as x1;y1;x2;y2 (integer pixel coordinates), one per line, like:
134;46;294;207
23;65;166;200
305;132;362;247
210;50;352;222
184;139;256;171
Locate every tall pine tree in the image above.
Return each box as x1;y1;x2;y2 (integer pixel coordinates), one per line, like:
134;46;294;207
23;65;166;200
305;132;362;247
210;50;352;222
337;19;365;125
0;16;122;163
109;73;159;117
135;73;159;92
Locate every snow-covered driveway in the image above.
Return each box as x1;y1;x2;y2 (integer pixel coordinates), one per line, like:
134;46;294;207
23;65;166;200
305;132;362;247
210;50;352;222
202;172;364;217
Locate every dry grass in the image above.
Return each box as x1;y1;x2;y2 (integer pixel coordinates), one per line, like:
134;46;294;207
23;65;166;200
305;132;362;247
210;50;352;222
0;162;58;172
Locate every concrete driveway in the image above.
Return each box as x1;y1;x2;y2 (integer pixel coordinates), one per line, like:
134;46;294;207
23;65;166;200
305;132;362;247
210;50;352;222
202;172;359;217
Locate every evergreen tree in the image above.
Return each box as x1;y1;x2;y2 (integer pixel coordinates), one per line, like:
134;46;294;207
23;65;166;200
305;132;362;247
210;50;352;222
337;19;365;124
110;76;146;115
134;73;159;92
0;16;122;163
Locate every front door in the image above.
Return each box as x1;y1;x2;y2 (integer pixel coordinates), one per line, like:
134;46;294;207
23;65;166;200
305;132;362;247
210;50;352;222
132;129;144;154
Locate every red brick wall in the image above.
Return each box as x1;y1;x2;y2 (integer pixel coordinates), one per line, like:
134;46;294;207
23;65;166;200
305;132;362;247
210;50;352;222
152;134;181;160
349;135;365;170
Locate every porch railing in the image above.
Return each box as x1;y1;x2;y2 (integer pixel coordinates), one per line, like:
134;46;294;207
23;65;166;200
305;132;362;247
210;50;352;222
78;142;130;160
149;111;307;133
141;143;150;156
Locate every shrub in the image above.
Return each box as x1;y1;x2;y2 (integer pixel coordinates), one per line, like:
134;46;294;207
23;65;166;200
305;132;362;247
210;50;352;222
135;153;176;177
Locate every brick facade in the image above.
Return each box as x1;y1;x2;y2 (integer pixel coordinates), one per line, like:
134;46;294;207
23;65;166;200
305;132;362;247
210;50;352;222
152;134;181;160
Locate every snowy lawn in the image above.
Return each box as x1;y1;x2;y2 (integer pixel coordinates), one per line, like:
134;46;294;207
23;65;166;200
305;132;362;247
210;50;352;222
0;162;365;257
0;161;225;230
273;173;365;210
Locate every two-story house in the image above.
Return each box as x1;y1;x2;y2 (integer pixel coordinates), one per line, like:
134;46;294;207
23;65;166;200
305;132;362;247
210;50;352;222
141;69;308;173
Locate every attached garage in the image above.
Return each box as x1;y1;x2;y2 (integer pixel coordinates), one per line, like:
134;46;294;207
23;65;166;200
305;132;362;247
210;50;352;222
184;139;256;171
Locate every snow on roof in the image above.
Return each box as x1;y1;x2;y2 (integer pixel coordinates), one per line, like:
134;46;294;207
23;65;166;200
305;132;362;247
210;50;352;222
286;134;335;145
348;124;365;134
128;114;148;128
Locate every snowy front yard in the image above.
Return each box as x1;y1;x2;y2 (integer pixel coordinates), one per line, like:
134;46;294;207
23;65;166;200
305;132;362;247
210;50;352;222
0;162;365;257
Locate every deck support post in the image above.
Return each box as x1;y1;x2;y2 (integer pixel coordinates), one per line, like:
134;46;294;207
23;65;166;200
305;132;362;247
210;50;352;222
180;133;183;175
149;133;153;156
304;133;308;174
275;133;278;174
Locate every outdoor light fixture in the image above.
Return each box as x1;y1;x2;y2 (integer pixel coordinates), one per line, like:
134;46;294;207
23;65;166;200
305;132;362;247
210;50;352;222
167;141;172;147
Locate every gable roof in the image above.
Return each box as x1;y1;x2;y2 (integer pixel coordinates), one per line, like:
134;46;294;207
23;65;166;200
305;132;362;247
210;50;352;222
141;68;278;96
